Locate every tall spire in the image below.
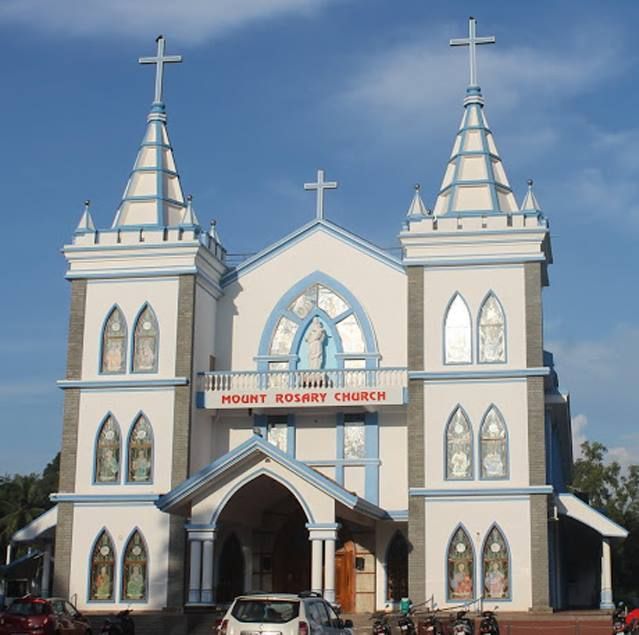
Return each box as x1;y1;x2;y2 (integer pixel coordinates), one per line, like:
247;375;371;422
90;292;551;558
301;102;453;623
112;36;190;228
433;18;518;216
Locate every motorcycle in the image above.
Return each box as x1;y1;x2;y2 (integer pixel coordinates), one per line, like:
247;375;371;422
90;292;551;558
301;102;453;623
613;603;627;634
479;610;499;635
398;614;416;635
451;610;474;635
418;612;444;635
101;608;135;635
371;611;392;635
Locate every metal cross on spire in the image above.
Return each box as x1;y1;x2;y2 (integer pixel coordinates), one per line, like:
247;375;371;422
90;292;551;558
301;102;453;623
304;169;338;220
449;17;495;88
139;35;183;104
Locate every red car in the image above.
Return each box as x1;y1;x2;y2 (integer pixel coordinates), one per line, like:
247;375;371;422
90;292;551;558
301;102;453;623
0;596;91;634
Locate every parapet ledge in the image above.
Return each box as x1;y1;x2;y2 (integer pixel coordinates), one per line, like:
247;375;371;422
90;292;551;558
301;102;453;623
401;211;548;235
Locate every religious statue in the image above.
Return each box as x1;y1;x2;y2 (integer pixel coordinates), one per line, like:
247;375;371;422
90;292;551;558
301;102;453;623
135;336;156;371
98;448;119;482
450;450;470;478
95;565;112;600
126;564;145;600
305;317;326;369
450;562;473;598
131;449;151;481
485;561;506;598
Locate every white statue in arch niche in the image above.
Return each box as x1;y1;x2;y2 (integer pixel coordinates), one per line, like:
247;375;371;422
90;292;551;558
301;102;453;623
305;317;327;369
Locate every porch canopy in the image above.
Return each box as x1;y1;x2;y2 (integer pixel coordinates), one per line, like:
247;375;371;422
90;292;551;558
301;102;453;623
555;493;627;539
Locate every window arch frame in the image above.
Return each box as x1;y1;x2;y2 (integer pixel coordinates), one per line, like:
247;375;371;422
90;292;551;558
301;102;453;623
476;291;507;364
385;530;409;603
120;527;149;603
93;413;122;485
444;406;474;481
479;405;509;481
87;528;117;603
99;304;128;375
131;303;160;374
125;412;154;485
256;271;380;371
445;524;476;603
443;293;473;365
481;524;512;601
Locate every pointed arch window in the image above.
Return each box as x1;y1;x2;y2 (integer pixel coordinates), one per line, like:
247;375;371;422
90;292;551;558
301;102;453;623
132;305;159;372
445;294;472;364
448;526;474;600
446;408;472;480
386;532;409;602
483;526;510;599
122;530;148;601
127;415;153;483
90;530;115;601
478;294;506;363
95;416;121;483
480;407;508;479
101;307;127;373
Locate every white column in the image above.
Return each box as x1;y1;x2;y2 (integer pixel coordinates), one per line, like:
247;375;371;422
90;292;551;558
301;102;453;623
600;537;613;609
41;543;52;597
324;538;336;603
311;539;323;594
5;544;12;565
201;538;215;604
188;539;202;604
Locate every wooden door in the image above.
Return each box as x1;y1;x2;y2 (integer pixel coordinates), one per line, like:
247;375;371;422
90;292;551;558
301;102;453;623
335;540;355;612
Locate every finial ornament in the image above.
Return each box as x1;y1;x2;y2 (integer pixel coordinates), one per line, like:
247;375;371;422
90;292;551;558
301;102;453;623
304;168;338;221
527;179;534;188
450;17;495;87
139;35;183;104
415;183;421;191
84;199;91;210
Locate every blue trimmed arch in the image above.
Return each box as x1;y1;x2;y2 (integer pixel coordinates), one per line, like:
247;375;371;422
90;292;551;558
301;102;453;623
445;523;476;603
120;526;150;603
257;271;379;370
479;404;509;480
481;523;512;601
476;290;507;364
93;413;122;485
444;405;474;481
87;527;117;603
99;304;128;375
443;292;472;365
124;411;154;485
130;302;160;374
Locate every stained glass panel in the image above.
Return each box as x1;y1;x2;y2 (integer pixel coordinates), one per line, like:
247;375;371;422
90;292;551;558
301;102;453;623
344;417;365;459
446;408;472;480
480;407;507;479
336;314;365;353
133;306;159;372
317;285;349;318
101;307;127;373
90;531;115;600
128;415;153;483
445;295;471;363
267;416;288;453
289;285;318;319
448;527;474;600
483;527;509;599
96;416;120;483
479;295;505;363
270;317;298;355
123;531;148;601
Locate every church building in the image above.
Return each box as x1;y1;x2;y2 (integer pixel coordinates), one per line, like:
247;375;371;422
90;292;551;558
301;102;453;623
12;18;628;617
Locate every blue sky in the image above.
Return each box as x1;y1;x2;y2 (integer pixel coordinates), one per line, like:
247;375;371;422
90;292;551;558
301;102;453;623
0;0;638;475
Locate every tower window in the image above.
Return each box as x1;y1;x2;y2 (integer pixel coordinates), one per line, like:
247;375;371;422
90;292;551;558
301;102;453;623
101;307;127;374
444;294;472;364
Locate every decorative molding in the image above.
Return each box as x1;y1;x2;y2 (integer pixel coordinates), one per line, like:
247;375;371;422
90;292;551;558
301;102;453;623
409;485;553;497
57;377;189;389
408;367;549;381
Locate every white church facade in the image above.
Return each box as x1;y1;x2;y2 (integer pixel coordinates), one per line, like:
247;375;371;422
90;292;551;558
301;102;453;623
12;19;629;617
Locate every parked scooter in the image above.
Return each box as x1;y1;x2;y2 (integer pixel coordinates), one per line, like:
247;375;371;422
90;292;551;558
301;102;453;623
450;610;474;635
398;614;416;635
371;611;392;635
418;612;444;635
479;610;499;635
101;608;135;635
613;603;628;634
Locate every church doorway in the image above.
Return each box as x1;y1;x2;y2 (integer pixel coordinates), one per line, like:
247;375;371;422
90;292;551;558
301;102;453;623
217;533;245;603
335;539;356;612
272;506;310;593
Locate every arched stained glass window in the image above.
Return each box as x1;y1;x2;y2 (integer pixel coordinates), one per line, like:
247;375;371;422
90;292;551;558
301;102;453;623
132;305;159;372
122;530;148;601
446;408;472;480
101;307;127;373
128;415;153;483
448;527;474;600
289;284;349;320
479;294;505;363
90;530;115;601
483;526;510;599
386;532;409;601
445;294;471;364
480;407;508;479
95;416;121;483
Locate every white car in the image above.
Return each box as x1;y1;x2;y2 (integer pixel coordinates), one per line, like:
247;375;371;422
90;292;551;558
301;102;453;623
218;592;354;635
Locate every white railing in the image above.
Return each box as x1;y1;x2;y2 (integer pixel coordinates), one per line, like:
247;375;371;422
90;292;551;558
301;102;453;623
199;367;407;393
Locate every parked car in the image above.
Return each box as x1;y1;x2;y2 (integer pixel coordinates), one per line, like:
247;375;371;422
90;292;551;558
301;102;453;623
0;595;91;634
217;592;353;635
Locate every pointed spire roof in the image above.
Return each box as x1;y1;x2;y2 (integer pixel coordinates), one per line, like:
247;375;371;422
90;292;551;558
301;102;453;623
521;179;542;212
181;194;200;226
406;184;430;219
75;200;95;233
112;36;190;228
433;18;518;217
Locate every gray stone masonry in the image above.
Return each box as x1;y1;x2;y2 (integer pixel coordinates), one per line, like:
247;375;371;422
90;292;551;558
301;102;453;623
530;494;551;610
524;263;543;368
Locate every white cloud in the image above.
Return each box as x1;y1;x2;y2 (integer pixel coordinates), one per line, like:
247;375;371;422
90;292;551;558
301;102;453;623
571;414;589;458
0;0;335;43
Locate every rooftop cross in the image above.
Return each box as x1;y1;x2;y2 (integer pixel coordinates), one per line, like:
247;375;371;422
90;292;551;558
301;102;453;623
304;169;338;220
139;35;183;104
449;17;495;88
